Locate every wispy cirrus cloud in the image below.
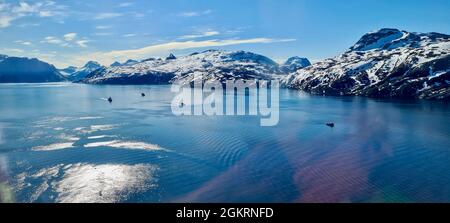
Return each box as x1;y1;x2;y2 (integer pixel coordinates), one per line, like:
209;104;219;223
18;22;40;28
74;37;296;66
94;12;123;20
0;15;14;28
11;2;41;14
123;33;137;37
63;33;77;41
76;39;89;48
177;9;211;17
95;25;112;30
0;1;68;28
117;2;134;8
14;40;32;46
41;36;65;45
93;32;113;36
41;33;89;48
179;31;220;39
1;48;24;54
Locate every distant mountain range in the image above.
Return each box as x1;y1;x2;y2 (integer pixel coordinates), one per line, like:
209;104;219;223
283;28;450;100
59;61;103;81
0;55;66;83
79;50;292;85
1;28;448;99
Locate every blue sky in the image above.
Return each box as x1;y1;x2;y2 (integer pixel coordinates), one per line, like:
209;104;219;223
1;0;449;68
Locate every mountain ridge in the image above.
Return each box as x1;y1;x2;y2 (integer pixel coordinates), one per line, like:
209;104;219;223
59;61;103;81
283;28;450;100
0;56;66;83
79;50;288;85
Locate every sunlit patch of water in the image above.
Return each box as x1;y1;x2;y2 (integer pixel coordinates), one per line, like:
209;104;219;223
13;163;158;203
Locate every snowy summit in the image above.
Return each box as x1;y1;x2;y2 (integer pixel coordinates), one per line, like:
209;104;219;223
283;28;450;99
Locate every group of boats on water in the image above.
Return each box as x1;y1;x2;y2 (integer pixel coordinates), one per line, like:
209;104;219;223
107;92;145;103
105;93;331;127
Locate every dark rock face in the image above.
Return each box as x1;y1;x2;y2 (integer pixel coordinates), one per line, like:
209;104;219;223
83;61;102;70
0;56;66;83
110;60;138;67
140;58;156;63
165;53;177;60
283;29;450;100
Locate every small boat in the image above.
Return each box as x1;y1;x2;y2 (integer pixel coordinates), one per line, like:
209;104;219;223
326;122;335;128
108;97;112;103
141;93;145;97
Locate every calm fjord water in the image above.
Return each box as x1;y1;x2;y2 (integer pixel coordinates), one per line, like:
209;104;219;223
0;83;449;203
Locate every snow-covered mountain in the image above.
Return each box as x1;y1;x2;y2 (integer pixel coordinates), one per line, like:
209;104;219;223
60;61;103;81
0;55;66;83
59;66;77;76
281;56;311;73
283;28;450;100
80;50;283;85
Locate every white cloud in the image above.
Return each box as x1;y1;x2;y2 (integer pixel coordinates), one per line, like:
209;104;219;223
42;36;64;45
77;37;296;65
96;25;111;30
179;12;198;17
0;1;68;28
42;34;89;48
224;26;250;36
76;40;89;48
18;22;40;28
178;10;211;17
45;37;295;68
179;31;220;39
12;2;40;14
1;48;24;54
14;40;32;46
123;33;136;37
93;32;113;36
94;13;123;20
0;15;13;28
64;33;77;41
117;2;134;7
39;11;54;17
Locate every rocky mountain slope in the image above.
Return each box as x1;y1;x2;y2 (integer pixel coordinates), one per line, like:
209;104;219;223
60;61;103;81
281;56;311;73
0;55;66;83
80;50;283;85
283;28;450;100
